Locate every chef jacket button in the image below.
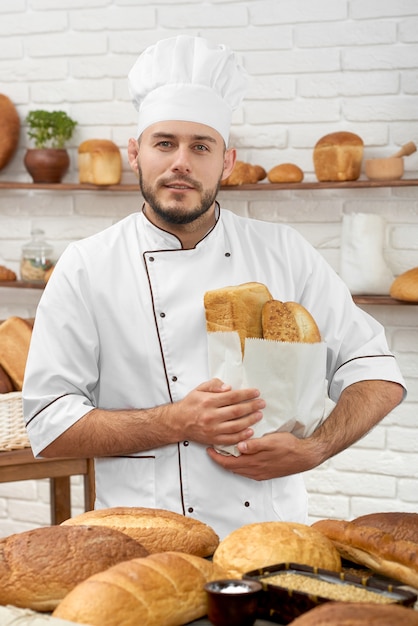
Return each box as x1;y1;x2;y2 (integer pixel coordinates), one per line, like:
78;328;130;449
183;440;189;446
188;507;194;513
244;501;250;507
160;312;165;318
225;252;231;257
148;256;155;262
171;375;177;382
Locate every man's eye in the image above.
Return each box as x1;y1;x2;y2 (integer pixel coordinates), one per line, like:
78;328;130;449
195;144;208;151
158;141;172;148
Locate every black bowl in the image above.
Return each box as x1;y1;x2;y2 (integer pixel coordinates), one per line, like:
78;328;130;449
204;579;263;626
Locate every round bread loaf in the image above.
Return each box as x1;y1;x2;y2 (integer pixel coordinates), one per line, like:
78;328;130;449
78;138;122;185
222;160;266;185
262;300;321;343
268;163;304;183
0;524;149;611
290;601;418;626
212;521;341;578
61;506;219;556
0;94;20;171
390;267;418;302
313;131;363;182
0;265;17;281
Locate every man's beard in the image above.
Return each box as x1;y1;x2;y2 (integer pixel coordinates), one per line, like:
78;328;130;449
138;169;221;226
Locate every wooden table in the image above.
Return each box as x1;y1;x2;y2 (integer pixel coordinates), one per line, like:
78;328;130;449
0;447;95;524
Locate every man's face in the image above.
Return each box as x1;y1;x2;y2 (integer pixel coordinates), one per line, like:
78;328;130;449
128;121;235;227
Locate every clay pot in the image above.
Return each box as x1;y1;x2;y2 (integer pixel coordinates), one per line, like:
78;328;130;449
364;157;404;181
24;148;70;183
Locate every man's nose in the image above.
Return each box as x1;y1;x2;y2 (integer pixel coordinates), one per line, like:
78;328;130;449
171;147;191;172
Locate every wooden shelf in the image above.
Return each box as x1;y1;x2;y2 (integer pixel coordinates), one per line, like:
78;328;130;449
0;178;418;192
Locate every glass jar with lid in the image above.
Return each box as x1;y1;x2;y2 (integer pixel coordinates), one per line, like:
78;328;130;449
20;228;54;282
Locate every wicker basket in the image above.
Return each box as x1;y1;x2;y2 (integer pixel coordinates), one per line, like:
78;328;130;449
0;391;31;451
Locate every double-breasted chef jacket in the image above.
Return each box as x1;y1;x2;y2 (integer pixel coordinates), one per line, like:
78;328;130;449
23;207;405;539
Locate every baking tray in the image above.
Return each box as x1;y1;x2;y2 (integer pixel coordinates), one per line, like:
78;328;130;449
243;562;418;624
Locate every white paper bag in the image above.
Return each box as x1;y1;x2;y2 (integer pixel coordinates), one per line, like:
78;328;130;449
207;331;328;456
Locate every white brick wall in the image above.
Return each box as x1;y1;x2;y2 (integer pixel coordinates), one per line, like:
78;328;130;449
0;0;417;536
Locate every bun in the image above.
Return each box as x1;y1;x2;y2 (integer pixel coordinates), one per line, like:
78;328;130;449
268;163;304;183
222;160;266;185
53;551;226;626
0;525;149;611
78;139;122;185
0;265;17;281
290;602;418;626
0;317;32;390
313;131;363;182
262;300;321;343
213;522;341;579
390;267;418;302
61;506;219;557
204;282;273;355
0;94;20;171
313;512;418;588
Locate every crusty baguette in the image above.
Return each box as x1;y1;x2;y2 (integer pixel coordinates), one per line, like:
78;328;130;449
53;551;226;626
213;521;341;579
0;316;33;390
313;514;418;589
290;601;418;626
0;525;149;612
204;282;273;355
262;300;321;343
61;506;219;557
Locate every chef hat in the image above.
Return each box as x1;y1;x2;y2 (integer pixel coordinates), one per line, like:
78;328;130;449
128;35;248;144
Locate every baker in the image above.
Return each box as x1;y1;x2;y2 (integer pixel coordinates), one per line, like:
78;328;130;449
23;35;405;539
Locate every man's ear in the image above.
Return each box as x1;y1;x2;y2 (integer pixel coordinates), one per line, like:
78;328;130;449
127;138;140;176
221;147;236;181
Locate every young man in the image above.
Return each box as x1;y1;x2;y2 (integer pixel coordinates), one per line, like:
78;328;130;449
23;36;405;539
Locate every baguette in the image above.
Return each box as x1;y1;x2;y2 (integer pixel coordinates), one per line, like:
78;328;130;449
0;525;149;611
0;316;33;390
313;513;418;589
53;551;226;626
290;602;418;626
61;506;219;557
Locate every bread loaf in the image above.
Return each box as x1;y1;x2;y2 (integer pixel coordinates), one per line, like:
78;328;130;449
313;131;363;182
0;364;14;393
262;300;321;343
268;163;304;183
0;94;20;171
290;601;418;626
222;160;266;185
61;506;219;557
0;317;33;390
313;513;418;589
78;139;122;185
53;551;226;626
213;521;341;579
0;265;17;281
204;282;273;355
390;267;418;302
0;524;149;611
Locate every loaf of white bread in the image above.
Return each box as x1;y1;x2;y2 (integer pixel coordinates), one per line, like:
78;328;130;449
390;267;418;302
289;601;418;626
53;551;226;626
78;139;122;185
0;316;33;390
0;524;148;611
313;131;364;182
313;512;418;589
212;521;341;579
204;282;321;355
61;506;219;556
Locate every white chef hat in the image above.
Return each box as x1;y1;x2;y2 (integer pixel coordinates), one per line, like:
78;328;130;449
128;35;248;144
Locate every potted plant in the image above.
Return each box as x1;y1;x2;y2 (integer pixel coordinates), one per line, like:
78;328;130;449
24;110;77;183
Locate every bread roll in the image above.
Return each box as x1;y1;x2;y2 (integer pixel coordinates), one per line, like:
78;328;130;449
61;506;219;557
0;94;20;171
222;160;266;185
213;521;341;579
262;300;321;343
313;131;363;182
0;525;149;611
53;551;226;626
0;317;32;390
78;139;122;185
390;267;418;302
0;265;17;281
0;364;14;393
268;163;304;183
204;282;273;355
290;601;418;626
313;513;418;589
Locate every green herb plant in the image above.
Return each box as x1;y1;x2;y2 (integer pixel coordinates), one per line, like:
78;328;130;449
26;110;77;149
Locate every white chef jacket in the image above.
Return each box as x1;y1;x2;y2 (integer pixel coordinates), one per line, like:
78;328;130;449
23;207;405;539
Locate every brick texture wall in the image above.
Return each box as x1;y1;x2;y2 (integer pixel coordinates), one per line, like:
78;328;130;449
0;0;417;536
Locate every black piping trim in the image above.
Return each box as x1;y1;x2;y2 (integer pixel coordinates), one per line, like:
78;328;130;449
334;354;396;376
25;393;71;426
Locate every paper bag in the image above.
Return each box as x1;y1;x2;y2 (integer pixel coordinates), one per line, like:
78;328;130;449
207;331;328;456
